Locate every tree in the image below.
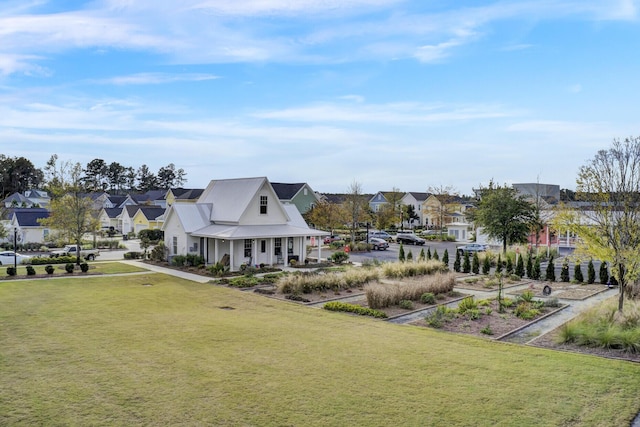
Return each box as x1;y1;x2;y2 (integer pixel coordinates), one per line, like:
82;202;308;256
107;162;127;193
398;244;405;262
553;137;640;311
406;251;413;262
403;204;420;230
495;254;503;274
471;181;534;253
442;249;449;267
515;254;525;277
587;259;596;284
157;163;187;188
453;250;461;272
599;262;609;285
427;247;432;260
532;257;541;280
546;256;556;282
305;201;346;233
462;251;470;273
506;256;513;275
482;255;490;275
560;260;570;282
426;185;459;239
418;248;425;261
526;254;533;278
472;252;479;274
39;160;99;265
344;181;368;242
574;262;584;283
0;155;43;197
137;164;158;192
433;249;439;261
83;158;108;191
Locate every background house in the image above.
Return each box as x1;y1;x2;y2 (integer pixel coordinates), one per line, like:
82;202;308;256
271;182;320;215
8;208;51;244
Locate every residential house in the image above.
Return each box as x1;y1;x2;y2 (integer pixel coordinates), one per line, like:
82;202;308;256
401;192;430;227
165;188;204;207
422;194;472;228
2;190;50;209
131;206;165;234
98;208;123;231
8;208;51;244
130;190;168;209
162;177;329;271
271;182;320;215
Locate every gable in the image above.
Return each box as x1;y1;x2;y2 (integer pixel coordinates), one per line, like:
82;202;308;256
239;180;289;225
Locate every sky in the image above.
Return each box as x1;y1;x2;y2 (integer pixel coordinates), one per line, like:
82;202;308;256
2;0;640;196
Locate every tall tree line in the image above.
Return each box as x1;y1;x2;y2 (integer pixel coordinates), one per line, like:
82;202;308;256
0;154;187;198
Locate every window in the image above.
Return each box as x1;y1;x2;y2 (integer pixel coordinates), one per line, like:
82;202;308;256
244;239;252;258
172;236;178;254
274;238;282;256
260;195;268;214
261;240;266;253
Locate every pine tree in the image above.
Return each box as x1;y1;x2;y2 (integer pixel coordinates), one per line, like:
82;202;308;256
454;250;461;272
526;255;533;278
418;248;426;262
506;256;513;274
515;254;525;277
560;260;570;282
433;249;439;261
442;249;449;268
496;254;503;274
472;252;480;274
399;244;405;262
546;257;556;282
533;257;541;280
587;259;595;284
407;251;413;262
599;261;609;285
427;247;432;260
574;262;584;283
463;251;471;273
482;255;491;275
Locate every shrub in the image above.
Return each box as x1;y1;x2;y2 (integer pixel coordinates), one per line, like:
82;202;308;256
432;249;439;261
398;244;405;262
574;262;584;283
31;255;76;265
544;297;561;308
481;325;494;335
453;250;461;272
381;260;447;279
526;255;533;278
587;259;596;284
26;265;36;276
125;252;143;260
406;251;413;262
425;305;456;328
330;251;349;264
515;254;525;277
420;292;436;304
599;261;609;285
546;257;556;282
506;256;513;274
518;290;535;303
228;276;260;288
45;265;55;274
150;242;168;262
6;266;16;276
495;254;503;274
482;256;491;275
472;252;480;274
323;301;387;319
442;249;449;267
532;257;541;280
462;251;471;273
418;248;426;262
560;261;570;282
65;263;75;273
80;262;89;273
457;296;478;315
399;300;414;310
208;262;228;277
138;228;164;242
277;268;379;295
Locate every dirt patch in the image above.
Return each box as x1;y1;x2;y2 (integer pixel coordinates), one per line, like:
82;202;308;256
509;282;609;300
455;275;530;291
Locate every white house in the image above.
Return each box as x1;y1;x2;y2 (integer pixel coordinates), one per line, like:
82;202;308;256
162;177;329;271
8;208;51;244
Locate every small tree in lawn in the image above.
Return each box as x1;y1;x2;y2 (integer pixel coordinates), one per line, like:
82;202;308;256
398;244;405;262
427;247;432;260
574;261;584;283
560;260;570;282
515;254;525;278
526;255;533;278
587;259;596;284
495;254;503;274
454;250;461;272
533;257;541;280
418;248;425;262
442;249;449;267
472;252;480;274
463;251;471;273
433;249;439;261
406;251;413;262
482;255;491;275
599;261;609;285
546;256;556;282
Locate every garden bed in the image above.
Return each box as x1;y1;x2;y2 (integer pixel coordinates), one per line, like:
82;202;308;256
509;282;609;300
455;274;530;291
410;295;564;339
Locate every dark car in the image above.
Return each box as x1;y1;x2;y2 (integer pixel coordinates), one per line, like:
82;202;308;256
395;233;426;245
368;237;389;251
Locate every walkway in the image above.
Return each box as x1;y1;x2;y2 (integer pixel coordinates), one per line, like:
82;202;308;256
119;260;213;284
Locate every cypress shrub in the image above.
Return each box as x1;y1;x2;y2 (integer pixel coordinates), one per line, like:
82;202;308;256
574;262;584;283
482;255;491;275
546;257;556;282
532;257;541;280
472;252;480;274
599;262;609;285
453;250;461;272
462;251;471;273
442;249;449;267
587;259;595;284
515;255;525;278
560;260;570;282
526;255;533;278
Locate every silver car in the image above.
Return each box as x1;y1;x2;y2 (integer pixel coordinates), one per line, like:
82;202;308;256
0;251;32;265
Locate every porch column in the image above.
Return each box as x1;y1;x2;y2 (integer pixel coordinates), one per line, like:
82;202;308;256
269;238;274;266
214;239;219;264
230;240;235;271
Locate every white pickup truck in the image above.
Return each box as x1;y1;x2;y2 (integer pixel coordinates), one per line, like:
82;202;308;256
50;245;100;260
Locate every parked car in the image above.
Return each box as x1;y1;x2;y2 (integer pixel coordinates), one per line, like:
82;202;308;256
367;237;389;251
368;230;393;241
323;235;342;244
395;233;426;245
0;250;32;265
456;243;488;254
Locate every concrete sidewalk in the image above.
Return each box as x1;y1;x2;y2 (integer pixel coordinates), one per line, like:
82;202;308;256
119;260;213;284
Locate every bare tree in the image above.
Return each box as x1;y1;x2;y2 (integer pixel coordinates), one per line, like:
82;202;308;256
553;137;640;311
344;180;368;242
427;185;458;239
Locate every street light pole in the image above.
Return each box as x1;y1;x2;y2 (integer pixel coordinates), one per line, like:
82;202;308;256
13;227;17;271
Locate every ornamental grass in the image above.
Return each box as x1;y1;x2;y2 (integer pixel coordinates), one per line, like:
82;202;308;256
381;260;447;279
277;268;380;294
365;272;456;309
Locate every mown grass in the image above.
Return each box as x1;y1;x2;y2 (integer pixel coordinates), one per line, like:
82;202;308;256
1;274;639;426
1;261;147;278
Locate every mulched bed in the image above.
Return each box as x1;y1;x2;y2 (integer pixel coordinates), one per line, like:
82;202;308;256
455;275;530;291
509;282;610;300
409;298;562;339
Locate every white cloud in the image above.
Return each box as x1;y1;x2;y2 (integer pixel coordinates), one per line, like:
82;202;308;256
94;72;220;85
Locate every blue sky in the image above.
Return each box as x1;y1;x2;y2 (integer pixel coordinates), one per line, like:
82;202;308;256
2;0;639;195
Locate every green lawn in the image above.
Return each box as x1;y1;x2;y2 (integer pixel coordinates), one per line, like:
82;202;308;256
1;274;639;426
1;261;147;278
